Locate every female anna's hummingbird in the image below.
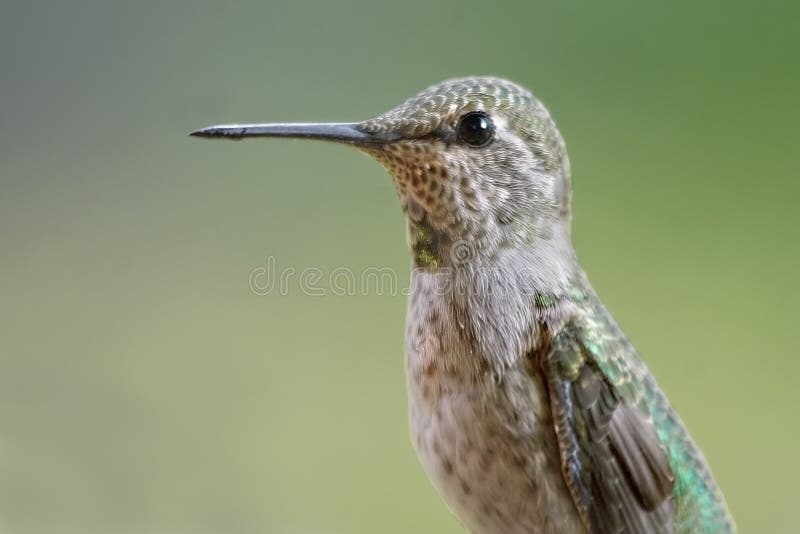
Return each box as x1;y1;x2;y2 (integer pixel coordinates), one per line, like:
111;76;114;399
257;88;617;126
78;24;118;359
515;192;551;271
192;77;735;533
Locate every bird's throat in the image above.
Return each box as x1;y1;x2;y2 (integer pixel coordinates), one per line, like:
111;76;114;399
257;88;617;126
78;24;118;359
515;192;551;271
408;219;443;270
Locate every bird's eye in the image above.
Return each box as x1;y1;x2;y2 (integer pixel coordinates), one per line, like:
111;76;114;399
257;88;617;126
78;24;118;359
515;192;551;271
457;111;494;147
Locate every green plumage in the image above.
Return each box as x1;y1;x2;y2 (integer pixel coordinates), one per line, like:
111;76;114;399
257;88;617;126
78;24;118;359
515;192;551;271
547;275;734;533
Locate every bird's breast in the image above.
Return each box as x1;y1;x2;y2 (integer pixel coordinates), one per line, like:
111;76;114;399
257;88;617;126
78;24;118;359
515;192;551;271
406;357;585;533
404;280;584;533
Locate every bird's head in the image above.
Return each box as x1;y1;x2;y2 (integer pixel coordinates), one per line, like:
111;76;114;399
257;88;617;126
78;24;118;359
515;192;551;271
193;77;572;268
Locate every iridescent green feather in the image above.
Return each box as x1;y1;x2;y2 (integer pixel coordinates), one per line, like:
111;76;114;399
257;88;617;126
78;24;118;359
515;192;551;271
567;278;735;533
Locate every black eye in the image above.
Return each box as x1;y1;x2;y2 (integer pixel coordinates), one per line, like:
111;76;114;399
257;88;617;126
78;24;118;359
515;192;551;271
457;111;494;147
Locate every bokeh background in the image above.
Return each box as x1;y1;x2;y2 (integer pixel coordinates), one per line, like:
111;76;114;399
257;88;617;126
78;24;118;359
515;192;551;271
1;1;798;533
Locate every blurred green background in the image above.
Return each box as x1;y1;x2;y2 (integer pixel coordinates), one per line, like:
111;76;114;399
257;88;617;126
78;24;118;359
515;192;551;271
1;1;798;533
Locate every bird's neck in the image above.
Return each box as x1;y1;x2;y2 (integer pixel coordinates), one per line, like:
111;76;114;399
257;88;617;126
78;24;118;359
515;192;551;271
408;219;444;270
407;217;578;293
406;218;582;375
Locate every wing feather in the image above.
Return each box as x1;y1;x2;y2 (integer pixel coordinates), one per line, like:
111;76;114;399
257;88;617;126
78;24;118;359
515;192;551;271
541;321;674;534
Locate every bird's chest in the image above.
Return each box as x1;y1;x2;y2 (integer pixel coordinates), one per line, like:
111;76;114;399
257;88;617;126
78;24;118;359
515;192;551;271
404;296;584;533
406;362;583;533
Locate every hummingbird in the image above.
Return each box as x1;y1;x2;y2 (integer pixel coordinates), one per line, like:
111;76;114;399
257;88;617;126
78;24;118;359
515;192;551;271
191;77;735;533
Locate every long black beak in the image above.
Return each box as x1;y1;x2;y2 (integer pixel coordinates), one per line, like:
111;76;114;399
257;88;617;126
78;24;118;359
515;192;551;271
190;122;391;145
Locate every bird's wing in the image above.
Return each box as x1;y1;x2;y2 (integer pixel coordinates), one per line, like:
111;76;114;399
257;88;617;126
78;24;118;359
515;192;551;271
540;318;675;534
